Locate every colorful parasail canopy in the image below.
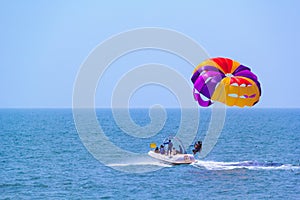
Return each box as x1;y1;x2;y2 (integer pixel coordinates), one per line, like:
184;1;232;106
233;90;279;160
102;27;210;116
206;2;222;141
191;57;261;107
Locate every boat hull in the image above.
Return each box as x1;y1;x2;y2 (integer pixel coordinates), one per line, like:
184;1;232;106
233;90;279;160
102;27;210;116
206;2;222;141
148;151;195;164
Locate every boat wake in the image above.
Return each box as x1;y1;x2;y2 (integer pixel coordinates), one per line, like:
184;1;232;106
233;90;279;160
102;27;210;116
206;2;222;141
107;161;172;168
192;160;300;171
106;156;173;172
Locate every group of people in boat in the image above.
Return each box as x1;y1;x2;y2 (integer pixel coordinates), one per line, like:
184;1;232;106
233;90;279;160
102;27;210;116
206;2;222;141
154;139;185;155
154;139;202;155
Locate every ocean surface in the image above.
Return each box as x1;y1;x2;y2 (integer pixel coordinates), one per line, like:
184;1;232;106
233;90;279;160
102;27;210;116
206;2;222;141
1;108;300;199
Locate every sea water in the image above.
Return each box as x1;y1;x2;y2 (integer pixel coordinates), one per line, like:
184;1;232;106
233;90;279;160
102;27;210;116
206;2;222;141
1;108;299;199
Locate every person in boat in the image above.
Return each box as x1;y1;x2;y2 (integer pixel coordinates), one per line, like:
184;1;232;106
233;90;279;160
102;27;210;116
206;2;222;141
154;147;159;153
165;140;173;156
178;145;183;154
192;141;202;154
159;145;165;154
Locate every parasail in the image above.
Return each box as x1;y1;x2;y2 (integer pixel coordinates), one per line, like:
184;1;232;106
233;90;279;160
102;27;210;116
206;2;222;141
191;57;261;107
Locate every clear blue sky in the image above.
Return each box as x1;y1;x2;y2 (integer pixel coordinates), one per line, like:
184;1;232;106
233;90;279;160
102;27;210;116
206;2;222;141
1;1;299;108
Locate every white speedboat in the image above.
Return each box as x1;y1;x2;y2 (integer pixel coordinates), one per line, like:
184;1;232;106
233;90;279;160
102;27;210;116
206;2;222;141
148;136;195;165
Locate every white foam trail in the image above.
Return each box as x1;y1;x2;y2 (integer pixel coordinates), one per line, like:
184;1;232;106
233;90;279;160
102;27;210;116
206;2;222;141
192;160;300;171
107;161;172;168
